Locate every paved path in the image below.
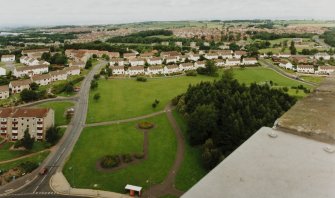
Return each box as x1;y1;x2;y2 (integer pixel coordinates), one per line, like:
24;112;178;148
17;96;78;107
0;149;50;165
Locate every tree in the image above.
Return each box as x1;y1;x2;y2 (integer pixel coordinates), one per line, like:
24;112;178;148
21;129;34;150
46;127;61;145
30;82;39;91
290;41;297;55
105;67;112;77
20;89;38;102
85;59;93;69
229;42;240;51
197;60;218;76
101;54;110;61
41;52;51;62
64;82;74;93
93;93;101;101
90;80;98;90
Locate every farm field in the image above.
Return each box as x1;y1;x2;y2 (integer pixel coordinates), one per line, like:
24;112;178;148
63;114;177;193
87;67;311;123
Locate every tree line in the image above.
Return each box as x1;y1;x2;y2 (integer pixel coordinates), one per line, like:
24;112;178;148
173;70;297;170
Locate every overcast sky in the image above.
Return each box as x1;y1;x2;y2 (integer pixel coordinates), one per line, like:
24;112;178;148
0;0;334;27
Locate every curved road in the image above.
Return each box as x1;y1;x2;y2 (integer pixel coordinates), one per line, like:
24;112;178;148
0;61;106;197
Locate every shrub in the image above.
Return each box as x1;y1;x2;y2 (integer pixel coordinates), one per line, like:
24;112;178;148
133;152;145;159
19;161;38;173
121;153;133;163
138;121;154;129
136;76;147;82
186;70;197;76
100;155;121;168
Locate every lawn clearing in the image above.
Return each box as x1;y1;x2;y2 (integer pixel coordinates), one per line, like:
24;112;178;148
173;110;207;191
300;75;326;84
0;141;49;162
63;114;177;193
35;101;74;126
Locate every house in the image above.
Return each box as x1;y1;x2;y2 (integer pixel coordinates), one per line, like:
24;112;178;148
0;67;6;76
147;57;162;65
0;108;54;141
188;54;200;61
27;58;40;66
179;55;187;63
226;58;241;66
175;42;183;47
215;59;226;67
204;53;219;60
111;66;125;75
164;65;180;74
234;51;247;59
179;63;195;71
9;79;32;94
123;53;137;59
194;61;206;68
317;66;335;75
279;60;294;70
297;65;315;74
110;58;125;66
32;74;52;86
140;52;155;58
242;58;258;65
292;38;303;44
13;65;49;78
50;70;68;81
314;53;331;60
166;56;179;64
64;66;80;76
146;66;164;75
1;55;15;62
129;58;145;66
22;48;50;58
277;53;291;58
160;51;180;58
127;66;145;76
0;85;9;99
69;61;85;69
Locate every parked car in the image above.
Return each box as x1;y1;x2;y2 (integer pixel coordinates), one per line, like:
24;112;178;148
39;167;48;175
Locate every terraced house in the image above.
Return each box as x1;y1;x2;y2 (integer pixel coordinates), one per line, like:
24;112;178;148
0;108;54;141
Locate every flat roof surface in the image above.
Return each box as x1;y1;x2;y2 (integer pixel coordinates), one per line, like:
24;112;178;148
182;127;335;198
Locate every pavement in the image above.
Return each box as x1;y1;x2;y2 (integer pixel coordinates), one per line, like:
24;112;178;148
0;61;107;197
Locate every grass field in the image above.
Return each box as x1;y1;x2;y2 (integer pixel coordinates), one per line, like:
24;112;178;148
36;101;74;126
63;114;177;193
87;67;311;123
173;110;207;191
300;75;325;84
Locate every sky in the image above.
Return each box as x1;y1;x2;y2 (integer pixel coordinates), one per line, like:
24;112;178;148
0;0;334;27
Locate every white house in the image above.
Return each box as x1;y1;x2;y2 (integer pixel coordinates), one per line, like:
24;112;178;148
242;58;258;65
215;59;226;67
277;53;291;58
234;51;247;59
226;59;241;66
0;67;6;76
164;65;181;74
146;57;162;65
221;52;234;59
317;66;335;75
1;55;15;62
314;53;331;60
179;55;187;63
111;66;125;75
127;66;145;76
50;70;68;81
123;53;137;59
146;66;164;75
9;79;32;94
297;65;315;74
179;63;195;71
0;85;9;99
188;54;200;61
166;56;179;64
32;74;52;86
129;58;145;66
13;65;49;78
69;61;85;69
110;58;125;66
204;53;219;60
64;66;80;76
194;61;206;68
279;60;294;70
27;58;40;66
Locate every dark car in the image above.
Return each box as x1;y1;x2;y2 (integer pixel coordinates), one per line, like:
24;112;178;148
39;167;48;175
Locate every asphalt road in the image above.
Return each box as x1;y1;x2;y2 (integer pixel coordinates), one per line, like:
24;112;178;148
0;61;106;197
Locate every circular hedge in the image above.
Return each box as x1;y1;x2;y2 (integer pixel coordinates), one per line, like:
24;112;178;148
138;122;154;129
100;155;121;168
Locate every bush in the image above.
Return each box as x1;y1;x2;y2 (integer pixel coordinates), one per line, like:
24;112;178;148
19;161;38;173
100;155;121;168
185;70;197;76
122;153;133;163
133;152;145;159
138;121;154;129
136;76;147;82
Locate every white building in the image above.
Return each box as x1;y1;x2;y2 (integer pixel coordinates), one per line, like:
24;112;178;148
317;66;335;75
146;66;164;75
147;57;162;65
188;54;200;62
1;55;15;62
234;51;247;59
204;53;219;60
64;66;80;76
179;63;195;71
110;58;125;66
226;59;241;66
194;61;206;68
215;59;226;67
314;53;331;60
242;58;258;65
0;67;6;76
111;66;125;75
32;74;52;86
164;65;181;74
50;70;68;81
297;65;315;74
166;56;179;64
279;60;294;70
0;85;9;99
9;79;32;94
127;66;145;76
13;65;49;78
129;58;145;66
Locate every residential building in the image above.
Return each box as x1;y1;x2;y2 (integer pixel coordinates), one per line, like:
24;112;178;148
64;66;81;76
22;48;50;58
215;59;226;67
0;108;54;141
146;57;162;65
9;79;32;94
0;67;6;76
127;66;145;76
188;54;200;61
194;61;206;68
277;53;291;58
110;58;125;66
129;58;145;66
221;52;234;59
166;56;179;64
0;85;9;99
69;61;85;69
140;52;155;58
179;55;187;63
314;52;331;60
175;42;183;47
317;66;335;75
160;51;180;58
164;65;180;74
32;74;52;86
226;58;241;66
204;53;219;60
123;53;137;59
146;66;164;75
179;63;195;71
13;65;49;78
1;55;15;62
279;60;294;70
242;58;258;65
234;51;247;59
297;65;315;74
111;66;125;75
50;70;68;81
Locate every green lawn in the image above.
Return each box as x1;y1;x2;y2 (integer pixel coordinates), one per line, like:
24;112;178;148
63;114;177;193
87;67;311;123
36;101;74;126
0;141;49;162
300;75;325;84
0;150;50;172
173;110;207;191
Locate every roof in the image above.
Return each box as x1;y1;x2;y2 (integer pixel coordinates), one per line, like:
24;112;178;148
182;127;335;198
10;79;32;87
64;66;80;71
22;48;49;54
234;51;247;55
32;74;51;81
1;55;15;58
149;66;163;70
227;58;241;62
319;66;335;70
12;108;50;118
243;58;257;61
297;65;314;69
111;66;124;70
125;184;142;192
0;85;9;92
128;66;144;71
166;65;179;69
180;63;194;67
50;70;67;76
16;65;48;72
